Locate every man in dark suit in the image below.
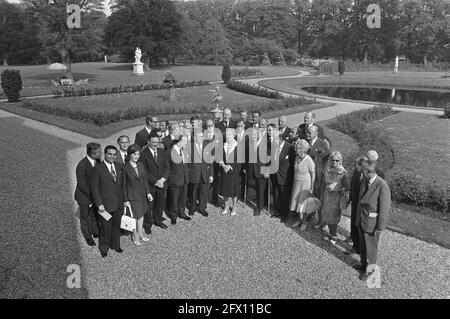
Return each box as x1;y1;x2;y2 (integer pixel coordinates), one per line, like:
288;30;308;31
208;118;222;206
217;108;237;137
75;142;102;246
348;156;365;252
188;130;213;217
115;135;130;165
135;115;159;149
251;111;261;128
139;131;170;231
307;125;330;197
162;121;179;151
355;164;391;281
167;134;192;224
236;118;249;202
296;111;325;141
240;110;252;130
278;115;294;143
247;128;271;216
270;133;294;220
90;145;124;258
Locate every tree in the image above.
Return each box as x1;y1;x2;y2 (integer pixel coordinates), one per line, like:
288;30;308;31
200;18;233;65
24;0;105;78
105;0;182;67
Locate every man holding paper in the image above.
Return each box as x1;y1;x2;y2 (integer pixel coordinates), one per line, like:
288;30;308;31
91;145;125;258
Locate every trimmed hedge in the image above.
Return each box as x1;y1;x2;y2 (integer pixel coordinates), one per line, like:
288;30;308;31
221;64;231;83
20;96;315;126
227;79;282;99
330;106;448;214
1;69;22;102
52;80;210;98
230;67;263;78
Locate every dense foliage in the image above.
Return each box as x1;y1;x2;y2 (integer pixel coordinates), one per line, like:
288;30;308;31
1;69;22;102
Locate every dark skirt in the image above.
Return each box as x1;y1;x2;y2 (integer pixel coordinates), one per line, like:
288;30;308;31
218;172;241;197
129;198;149;220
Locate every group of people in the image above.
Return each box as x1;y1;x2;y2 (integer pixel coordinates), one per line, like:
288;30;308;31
75;109;391;280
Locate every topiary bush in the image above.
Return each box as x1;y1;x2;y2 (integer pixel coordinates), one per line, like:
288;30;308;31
221;64;231;84
444;105;450;119
1;69;22;102
338;60;345;75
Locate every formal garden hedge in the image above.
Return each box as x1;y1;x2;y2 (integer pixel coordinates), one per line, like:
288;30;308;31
231;67;264;78
20;96;315;126
330;106;449;214
227;79;282;98
52;80;210;98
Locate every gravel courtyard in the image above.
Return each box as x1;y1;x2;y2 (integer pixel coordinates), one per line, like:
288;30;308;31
0;107;449;299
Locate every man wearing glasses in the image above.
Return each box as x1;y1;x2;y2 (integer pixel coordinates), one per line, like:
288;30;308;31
135;116;159;149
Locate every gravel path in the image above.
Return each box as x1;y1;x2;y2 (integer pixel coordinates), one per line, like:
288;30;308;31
1;108;449;299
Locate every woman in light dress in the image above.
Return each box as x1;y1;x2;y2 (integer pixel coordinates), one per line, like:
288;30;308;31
290;139;315;231
319;151;350;244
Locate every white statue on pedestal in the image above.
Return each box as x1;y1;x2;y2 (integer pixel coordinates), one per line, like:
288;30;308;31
135;47;142;64
133;47;144;76
394;56;399;73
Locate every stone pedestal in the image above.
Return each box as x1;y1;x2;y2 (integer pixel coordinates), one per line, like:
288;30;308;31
133;62;144;76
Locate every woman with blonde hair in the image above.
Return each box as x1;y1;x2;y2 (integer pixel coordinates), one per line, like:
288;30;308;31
290;139;315;230
319;151;350;244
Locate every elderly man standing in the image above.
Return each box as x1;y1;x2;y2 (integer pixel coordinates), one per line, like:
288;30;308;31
355;164;391;282
116;135;130;165
135;115;159;149
363;150;385;179
240;110;252;129
296;112;325;141
217;108;237;136
278;115;293;143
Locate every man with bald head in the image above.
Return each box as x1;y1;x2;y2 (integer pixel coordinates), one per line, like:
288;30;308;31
363;150;385;179
278;115;293;143
217;108;237;137
296;112;324;141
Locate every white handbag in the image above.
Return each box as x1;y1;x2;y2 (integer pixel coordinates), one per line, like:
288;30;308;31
121;206;136;232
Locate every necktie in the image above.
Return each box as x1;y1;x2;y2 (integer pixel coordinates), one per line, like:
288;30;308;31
110;165;117;182
153;150;157;163
179;149;183;163
363;180;370;196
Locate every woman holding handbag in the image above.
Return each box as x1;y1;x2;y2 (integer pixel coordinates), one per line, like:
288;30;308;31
320;151;350;244
122;144;153;246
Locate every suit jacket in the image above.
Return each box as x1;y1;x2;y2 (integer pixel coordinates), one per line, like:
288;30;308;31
308;137;330;165
90;161;124;213
115;151;128;166
168;146;190;187
244;120;252;130
270;142;294;186
297;123;325;141
235;132;249;170
162;135;177;151
279;126;294;143
138;146;170;191
134;127;151;150
356;176;391;233
217;119;237;136
74;157;99;205
189;141;213;184
122;162;150;202
349;169;362;210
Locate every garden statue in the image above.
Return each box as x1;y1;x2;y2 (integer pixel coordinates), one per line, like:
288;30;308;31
133;47;144;75
394;56;399;73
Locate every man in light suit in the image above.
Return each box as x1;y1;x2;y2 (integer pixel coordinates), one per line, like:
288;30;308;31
355;164;391;281
74;142;102;246
116;135;130;165
91;145;124;258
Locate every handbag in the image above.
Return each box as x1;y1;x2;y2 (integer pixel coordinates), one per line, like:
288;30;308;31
121;206;136;232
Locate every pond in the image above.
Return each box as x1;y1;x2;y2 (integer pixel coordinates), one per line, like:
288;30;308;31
301;86;450;108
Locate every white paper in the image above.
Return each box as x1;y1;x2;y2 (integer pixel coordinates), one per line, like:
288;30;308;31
99;210;112;221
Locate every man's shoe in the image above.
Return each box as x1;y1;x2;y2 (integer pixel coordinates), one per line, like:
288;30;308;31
359;271;375;282
199;211;209;217
188;211;195;216
270;213;280;218
155;222;168;229
85;238;96;246
114;248;123;253
179;214;191;221
353;263;367;273
170;218;177;225
100;251;107;258
144;227;152;235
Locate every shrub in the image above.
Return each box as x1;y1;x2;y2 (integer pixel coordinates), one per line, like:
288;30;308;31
444;105;450;119
230;67;263;78
261;52;272;66
1;69;22;102
388;169;449;213
227;79;282;99
162;72;178;89
221;64;231;84
338;60;345;75
283;49;301;66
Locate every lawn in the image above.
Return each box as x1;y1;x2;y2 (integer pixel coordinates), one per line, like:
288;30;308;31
0;63;300;97
320;113;450;248
259;71;450;97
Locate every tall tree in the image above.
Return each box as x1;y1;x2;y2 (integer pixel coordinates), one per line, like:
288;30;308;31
200;17;233;65
105;0;182;67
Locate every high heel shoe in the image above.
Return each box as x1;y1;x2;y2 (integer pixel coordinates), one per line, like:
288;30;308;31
139;234;150;242
132;237;141;246
221;208;229;215
230;208;237;216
